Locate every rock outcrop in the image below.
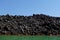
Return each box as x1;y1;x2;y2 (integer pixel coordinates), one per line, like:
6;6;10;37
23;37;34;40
0;14;60;35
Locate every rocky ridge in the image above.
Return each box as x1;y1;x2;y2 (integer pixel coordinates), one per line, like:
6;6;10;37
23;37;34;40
0;14;60;35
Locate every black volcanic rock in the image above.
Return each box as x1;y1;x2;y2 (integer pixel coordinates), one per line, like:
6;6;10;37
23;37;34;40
0;14;60;35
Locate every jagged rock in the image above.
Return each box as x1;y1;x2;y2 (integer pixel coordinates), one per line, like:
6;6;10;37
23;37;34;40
0;14;60;35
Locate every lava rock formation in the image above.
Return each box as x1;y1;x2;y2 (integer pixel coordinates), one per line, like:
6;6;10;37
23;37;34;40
0;14;60;35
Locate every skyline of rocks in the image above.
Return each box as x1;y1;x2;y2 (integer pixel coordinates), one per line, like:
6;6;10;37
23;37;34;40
0;14;60;35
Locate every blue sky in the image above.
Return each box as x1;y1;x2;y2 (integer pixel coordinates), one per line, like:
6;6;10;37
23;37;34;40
0;0;60;16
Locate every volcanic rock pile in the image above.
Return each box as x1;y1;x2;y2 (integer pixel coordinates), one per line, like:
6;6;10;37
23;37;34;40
0;14;60;35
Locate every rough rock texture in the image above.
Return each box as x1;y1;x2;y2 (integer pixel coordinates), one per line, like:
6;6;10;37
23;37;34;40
0;14;60;35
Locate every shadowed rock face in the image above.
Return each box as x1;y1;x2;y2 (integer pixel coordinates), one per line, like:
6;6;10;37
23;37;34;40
0;14;60;35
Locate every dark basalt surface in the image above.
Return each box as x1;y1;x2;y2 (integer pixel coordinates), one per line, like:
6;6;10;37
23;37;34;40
0;14;60;35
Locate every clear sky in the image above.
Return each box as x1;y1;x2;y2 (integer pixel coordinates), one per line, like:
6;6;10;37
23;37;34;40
0;0;60;17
